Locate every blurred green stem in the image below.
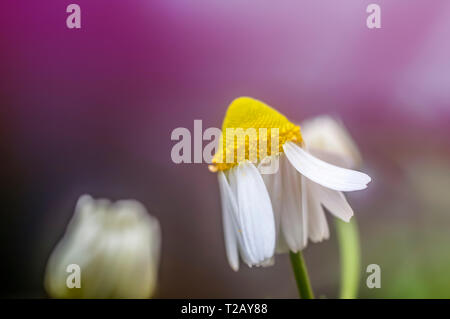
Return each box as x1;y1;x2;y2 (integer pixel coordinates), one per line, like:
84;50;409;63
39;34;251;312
335;217;361;299
289;251;314;299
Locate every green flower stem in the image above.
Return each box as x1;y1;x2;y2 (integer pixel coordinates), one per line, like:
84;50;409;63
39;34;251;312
289;251;314;299
335;217;361;299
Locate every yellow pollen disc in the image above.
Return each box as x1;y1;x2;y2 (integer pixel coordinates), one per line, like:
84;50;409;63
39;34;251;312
210;97;303;172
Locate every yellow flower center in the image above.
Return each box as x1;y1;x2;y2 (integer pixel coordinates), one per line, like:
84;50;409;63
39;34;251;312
210;97;303;172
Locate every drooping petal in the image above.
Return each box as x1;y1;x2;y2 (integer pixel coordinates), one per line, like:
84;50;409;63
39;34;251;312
306;180;330;242
230;162;276;265
226;169;255;266
275;233;290;254
279;174;309;252
218;172;240;271
258;155;285;253
261;154;307;253
221;202;240;271
283;141;371;192
300;176;309;246
310;182;354;222
219;171;257;268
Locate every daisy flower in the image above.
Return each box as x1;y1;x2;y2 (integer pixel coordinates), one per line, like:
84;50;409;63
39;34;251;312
44;195;161;298
209;97;371;271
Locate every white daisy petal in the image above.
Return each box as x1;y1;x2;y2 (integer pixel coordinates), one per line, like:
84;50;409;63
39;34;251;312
218;172;240;271
227;170;257;266
306;180;330;242
219;170;255;267
283;141;371;192
310;182;354;222
258;156;282;230
275;233;290;254
258;155;286;253
301;175;309;246
232;162;276;265
276;155;308;253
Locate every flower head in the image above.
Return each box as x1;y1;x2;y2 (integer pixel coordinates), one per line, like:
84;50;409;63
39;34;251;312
210;97;371;271
44;195;161;298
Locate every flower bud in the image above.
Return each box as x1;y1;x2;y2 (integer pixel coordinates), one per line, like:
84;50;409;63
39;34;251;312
301;116;362;169
44;195;161;298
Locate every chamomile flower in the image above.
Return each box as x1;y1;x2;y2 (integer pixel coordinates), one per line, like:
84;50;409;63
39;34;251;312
44;195;161;298
209;97;371;271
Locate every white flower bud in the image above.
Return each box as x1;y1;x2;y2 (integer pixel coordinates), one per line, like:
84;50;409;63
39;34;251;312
44;195;161;298
301;116;362;169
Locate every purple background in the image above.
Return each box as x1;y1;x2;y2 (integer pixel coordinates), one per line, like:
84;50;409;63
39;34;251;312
1;1;450;298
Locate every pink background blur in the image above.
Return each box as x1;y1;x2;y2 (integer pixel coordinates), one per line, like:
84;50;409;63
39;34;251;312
1;1;450;298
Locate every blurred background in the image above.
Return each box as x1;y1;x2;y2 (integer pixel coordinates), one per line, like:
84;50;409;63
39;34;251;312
1;0;450;298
